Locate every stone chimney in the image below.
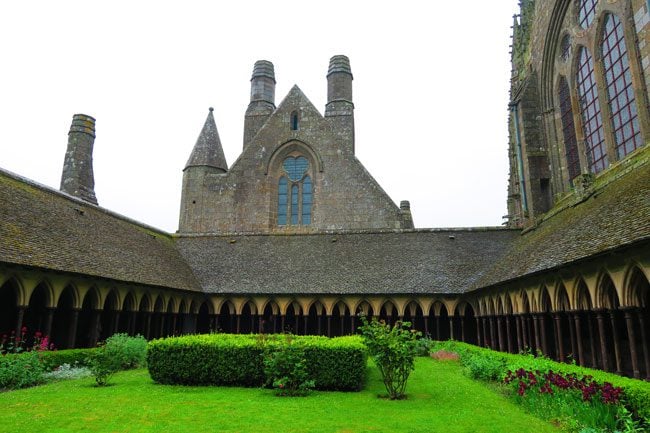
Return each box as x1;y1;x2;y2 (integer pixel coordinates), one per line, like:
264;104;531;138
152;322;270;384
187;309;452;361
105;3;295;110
243;60;276;147
399;200;414;229
60;114;98;205
325;55;355;154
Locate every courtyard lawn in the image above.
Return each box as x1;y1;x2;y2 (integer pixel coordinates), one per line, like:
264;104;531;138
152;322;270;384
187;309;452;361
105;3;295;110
0;358;558;433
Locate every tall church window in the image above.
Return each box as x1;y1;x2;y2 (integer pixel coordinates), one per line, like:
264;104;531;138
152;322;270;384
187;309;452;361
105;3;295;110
601;13;642;158
578;0;597;29
290;112;299;131
277;155;312;226
576;47;607;173
558;76;581;180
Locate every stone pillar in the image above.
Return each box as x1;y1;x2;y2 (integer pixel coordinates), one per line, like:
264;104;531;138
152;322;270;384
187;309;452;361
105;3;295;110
89;310;101;347
609;311;623;374
112;311;121;337
304;316;309;335
568;312;577;363
489;316;496;349
435;316;440;340
476;316;482;347
327;315;332;337
573;312;585;366
350;316;355;334
14;306;26;339
44;308;55;338
449;317;455;340
596;311;610;371
497;316;505;351
624;309;640;379
159;314;166;337
636;310;650;380
539;314;548;356
236;315;241;334
553;313;564;362
144;313;152;339
587;314;597;368
505;316;513;353
533;314;541;353
317;315;322;336
515;315;523;352
67;309;80;349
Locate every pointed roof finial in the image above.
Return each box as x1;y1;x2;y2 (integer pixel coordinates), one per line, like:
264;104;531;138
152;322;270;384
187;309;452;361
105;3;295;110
184;107;228;172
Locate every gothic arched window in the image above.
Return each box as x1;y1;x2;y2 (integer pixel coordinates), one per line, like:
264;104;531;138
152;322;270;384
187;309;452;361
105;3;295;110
578;0;598;29
576;46;607;173
601;13;642;159
278;155;312;226
290;112;299;131
558;76;581;180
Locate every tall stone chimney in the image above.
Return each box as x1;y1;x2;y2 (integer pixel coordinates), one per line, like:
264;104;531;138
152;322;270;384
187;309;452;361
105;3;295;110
325;55;355;154
60;114;98;205
243;60;276;148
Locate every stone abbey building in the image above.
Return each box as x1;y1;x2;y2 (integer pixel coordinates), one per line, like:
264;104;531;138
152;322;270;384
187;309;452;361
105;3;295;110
1;0;648;379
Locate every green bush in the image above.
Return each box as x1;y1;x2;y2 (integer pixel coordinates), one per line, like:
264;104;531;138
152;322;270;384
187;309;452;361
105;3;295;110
359;317;420;400
147;334;367;391
39;348;98;371
88;334;147;386
431;340;650;427
0;351;45;390
264;337;315;396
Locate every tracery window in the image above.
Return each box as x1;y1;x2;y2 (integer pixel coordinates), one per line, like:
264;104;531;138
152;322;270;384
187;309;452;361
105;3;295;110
278;156;312;226
576;47;607;173
560;34;572;62
577;0;598;29
558;76;581;180
601;13;642;158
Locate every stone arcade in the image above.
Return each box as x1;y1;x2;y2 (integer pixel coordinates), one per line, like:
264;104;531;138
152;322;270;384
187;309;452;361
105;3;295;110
0;0;648;379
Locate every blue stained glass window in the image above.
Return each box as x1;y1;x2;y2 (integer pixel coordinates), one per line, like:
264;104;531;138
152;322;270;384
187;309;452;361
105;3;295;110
278;177;288;225
291;185;299;225
302;176;312;225
283;156;309;181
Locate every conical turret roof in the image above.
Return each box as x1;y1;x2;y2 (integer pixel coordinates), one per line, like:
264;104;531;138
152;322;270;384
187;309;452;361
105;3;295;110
185;108;228;171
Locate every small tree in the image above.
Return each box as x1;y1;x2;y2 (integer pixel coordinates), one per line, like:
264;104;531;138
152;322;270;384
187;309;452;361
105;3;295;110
359;316;420;400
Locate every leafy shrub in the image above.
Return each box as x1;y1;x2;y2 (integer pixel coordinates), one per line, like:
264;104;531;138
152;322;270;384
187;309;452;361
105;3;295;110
414;337;434;357
431;340;650;429
43;363;91;381
39;348;98;372
264;337;315;396
88;334;147;386
463;352;507;381
0;351;45;390
359;316;420;400
147;334;367;391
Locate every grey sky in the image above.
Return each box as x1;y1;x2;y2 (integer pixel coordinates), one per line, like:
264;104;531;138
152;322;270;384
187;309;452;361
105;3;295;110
0;1;520;232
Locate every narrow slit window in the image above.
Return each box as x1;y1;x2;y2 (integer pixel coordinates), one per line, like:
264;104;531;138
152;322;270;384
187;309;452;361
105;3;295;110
290;112;299;131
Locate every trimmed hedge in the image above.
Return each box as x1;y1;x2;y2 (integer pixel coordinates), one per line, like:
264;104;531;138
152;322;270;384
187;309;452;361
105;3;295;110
39;348;98;372
432;340;650;425
147;334;367;391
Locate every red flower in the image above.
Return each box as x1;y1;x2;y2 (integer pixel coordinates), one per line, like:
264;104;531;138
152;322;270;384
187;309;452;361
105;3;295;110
34;331;42;338
21;326;27;333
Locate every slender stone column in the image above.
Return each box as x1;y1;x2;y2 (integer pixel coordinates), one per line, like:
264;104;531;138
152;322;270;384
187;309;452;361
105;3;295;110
505;316;513;353
609;311;623;374
144;313;152;339
304;316;309;335
14;306;26;338
568;312;577;362
596;311;610;371
573;312;585;366
327;316;332;337
636;310;650;380
67;309;80;349
88;310;101;347
340;315;345;335
460;317;466;342
44;308;55;337
497;316;505;351
587;314;597;368
624;309;640;379
449;317;455;340
489;316;496;349
540;314;548;356
236;315;241;334
521;315;529;349
553;313;564;362
159;314;166;337
317;315;322;336
515;315;523;352
113;311;121;336
476;316;482;346
533;314;541;353
435;316;441;340
482;317;489;347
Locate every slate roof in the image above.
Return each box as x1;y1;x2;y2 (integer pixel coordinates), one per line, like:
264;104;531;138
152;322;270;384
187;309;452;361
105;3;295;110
476;160;650;290
174;229;520;295
0;168;201;292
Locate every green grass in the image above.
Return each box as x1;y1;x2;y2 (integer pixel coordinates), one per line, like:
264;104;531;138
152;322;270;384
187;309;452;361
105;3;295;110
0;358;559;433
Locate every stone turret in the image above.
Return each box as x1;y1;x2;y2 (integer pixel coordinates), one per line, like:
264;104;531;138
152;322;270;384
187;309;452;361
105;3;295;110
179;108;228;232
243;60;276;147
60;114;98;205
325;55;355;154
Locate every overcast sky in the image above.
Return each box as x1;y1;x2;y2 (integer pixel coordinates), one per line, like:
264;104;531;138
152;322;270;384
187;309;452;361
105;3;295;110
0;1;520;233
